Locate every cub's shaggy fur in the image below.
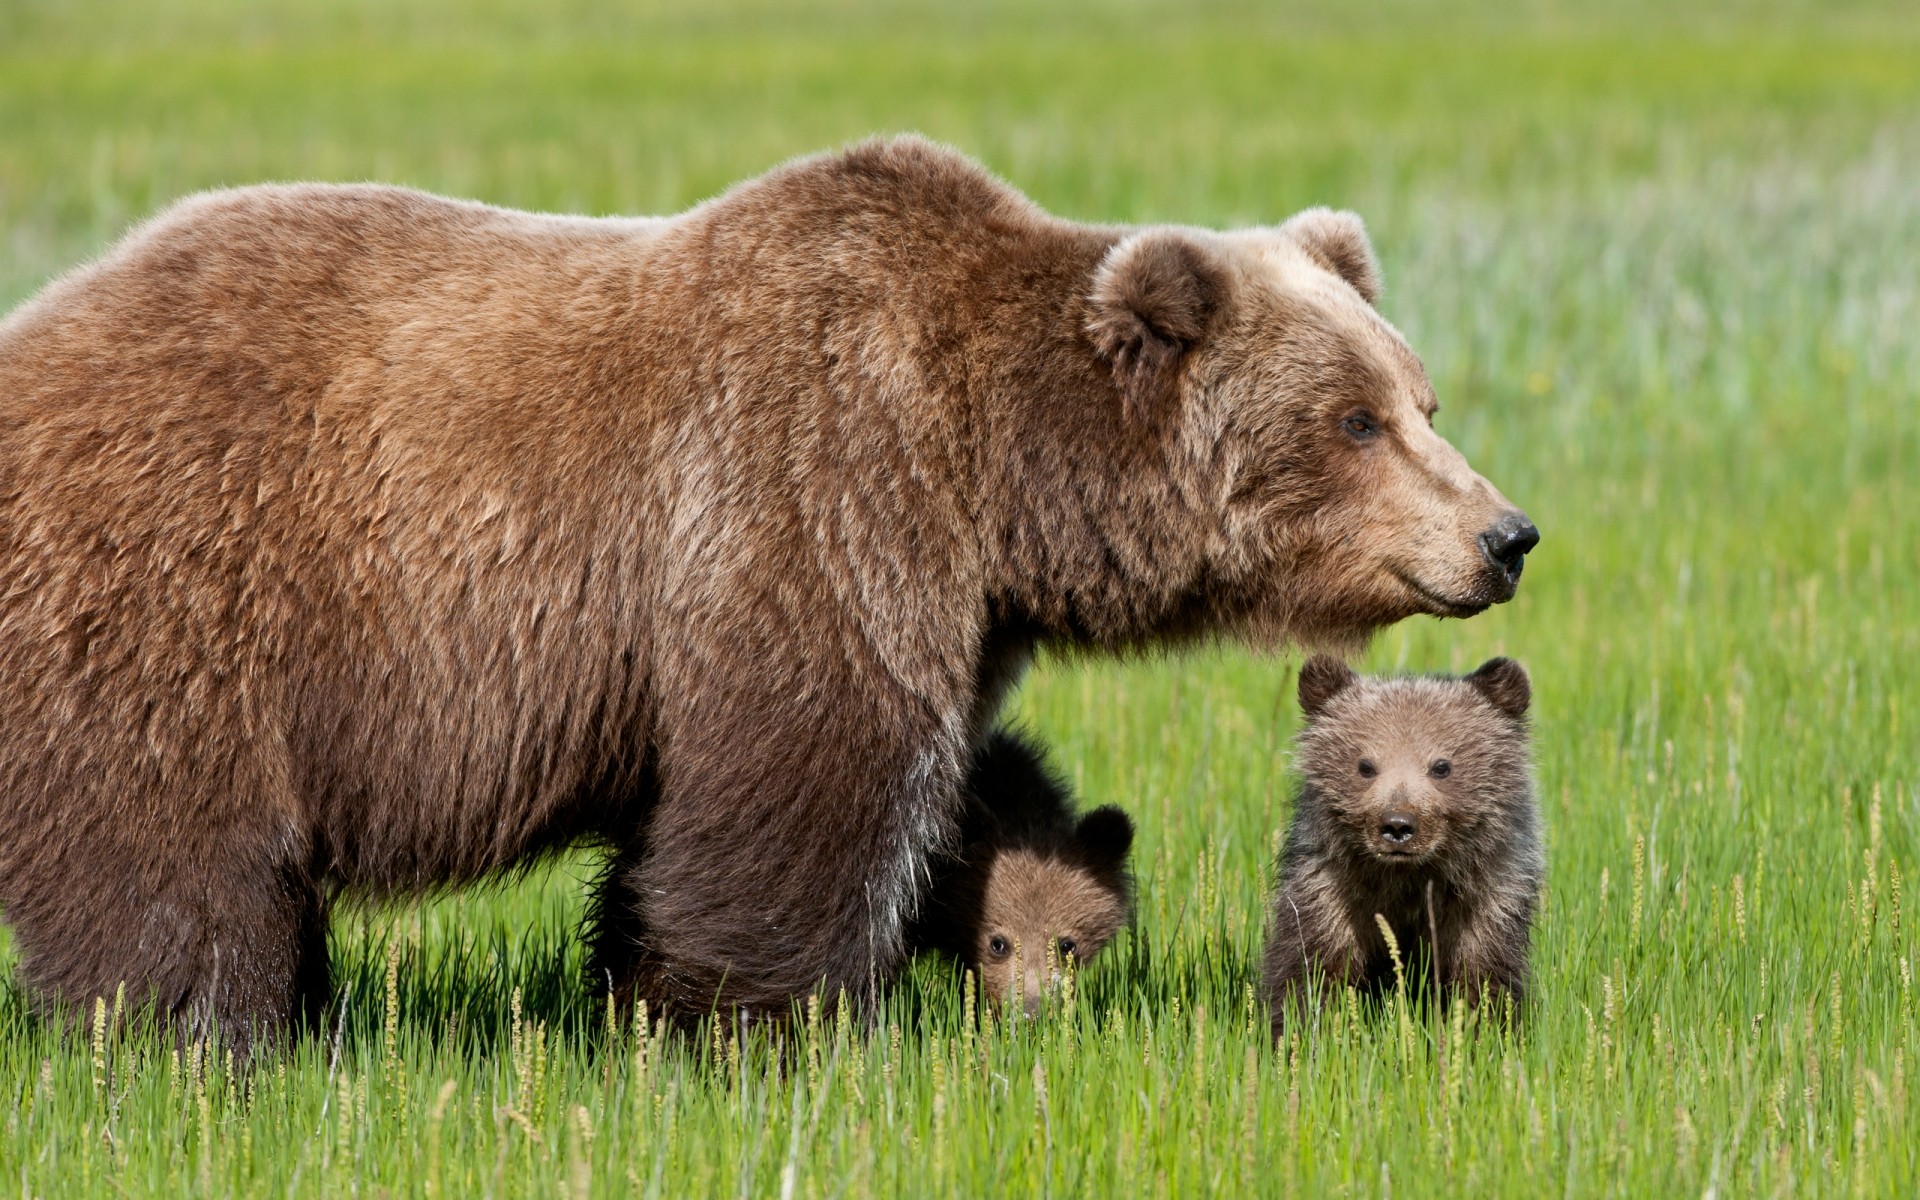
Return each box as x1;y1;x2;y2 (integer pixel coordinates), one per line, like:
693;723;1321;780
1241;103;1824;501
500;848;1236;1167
0;135;1534;1049
909;730;1133;1013
1263;656;1541;1029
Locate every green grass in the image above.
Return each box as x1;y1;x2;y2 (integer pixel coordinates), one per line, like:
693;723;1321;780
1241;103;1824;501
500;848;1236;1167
3;1;1919;1194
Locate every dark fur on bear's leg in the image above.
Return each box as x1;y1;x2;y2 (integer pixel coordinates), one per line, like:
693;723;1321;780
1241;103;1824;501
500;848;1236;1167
4;820;330;1062
1263;656;1541;1035
612;659;977;1020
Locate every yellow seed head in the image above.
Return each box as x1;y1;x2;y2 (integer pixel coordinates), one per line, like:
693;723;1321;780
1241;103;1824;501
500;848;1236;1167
1374;913;1405;992
91;996;108;1097
1630;836;1646;939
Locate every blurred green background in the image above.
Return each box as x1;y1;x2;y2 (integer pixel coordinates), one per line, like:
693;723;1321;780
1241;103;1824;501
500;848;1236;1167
2;1;1917;1196
6;0;1918;307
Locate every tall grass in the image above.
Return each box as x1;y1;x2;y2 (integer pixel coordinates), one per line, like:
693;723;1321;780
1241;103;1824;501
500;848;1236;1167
2;1;1917;1194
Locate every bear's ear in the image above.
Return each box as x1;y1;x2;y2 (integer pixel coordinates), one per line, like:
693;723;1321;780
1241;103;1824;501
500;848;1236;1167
1086;229;1226;420
1278;208;1382;307
1074;805;1134;868
1297;654;1356;720
1466;657;1531;720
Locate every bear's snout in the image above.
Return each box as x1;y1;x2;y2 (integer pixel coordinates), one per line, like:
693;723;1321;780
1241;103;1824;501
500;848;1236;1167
1358;784;1445;862
1378;812;1418;847
1020;968;1052;1017
1478;511;1541;589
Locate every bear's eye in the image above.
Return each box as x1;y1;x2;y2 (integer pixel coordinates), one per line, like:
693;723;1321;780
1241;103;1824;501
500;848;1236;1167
1430;759;1452;779
1342;411;1380;440
1357;759;1377;778
1058;937;1078;958
987;935;1011;960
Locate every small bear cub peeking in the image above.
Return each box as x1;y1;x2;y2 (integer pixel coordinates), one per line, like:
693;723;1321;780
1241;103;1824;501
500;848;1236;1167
1263;655;1541;1031
910;730;1134;1014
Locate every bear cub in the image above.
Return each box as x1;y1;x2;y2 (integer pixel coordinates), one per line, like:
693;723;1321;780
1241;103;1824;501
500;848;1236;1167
911;730;1134;1014
1263;655;1541;1031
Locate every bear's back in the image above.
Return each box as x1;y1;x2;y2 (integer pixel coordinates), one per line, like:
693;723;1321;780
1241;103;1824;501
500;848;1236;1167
0;183;674;424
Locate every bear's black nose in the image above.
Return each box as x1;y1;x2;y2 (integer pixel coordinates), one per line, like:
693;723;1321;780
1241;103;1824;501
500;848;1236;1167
1379;814;1417;845
1479;513;1540;580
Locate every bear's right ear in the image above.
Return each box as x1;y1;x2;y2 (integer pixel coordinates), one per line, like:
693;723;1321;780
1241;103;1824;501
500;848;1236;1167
1466;657;1531;720
1074;806;1135;869
1297;655;1356;720
1086;229;1225;420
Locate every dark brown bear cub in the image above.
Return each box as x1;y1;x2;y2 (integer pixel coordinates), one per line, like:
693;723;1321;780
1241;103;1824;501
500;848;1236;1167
1263;655;1541;1031
911;730;1134;1015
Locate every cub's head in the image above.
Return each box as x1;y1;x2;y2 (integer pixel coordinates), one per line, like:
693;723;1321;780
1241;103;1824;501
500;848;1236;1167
971;806;1134;1015
1291;654;1533;868
1087;212;1537;649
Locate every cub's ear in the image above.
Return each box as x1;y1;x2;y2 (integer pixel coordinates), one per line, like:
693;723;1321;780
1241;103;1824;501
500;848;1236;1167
1466;657;1531;720
1074;806;1135;868
1087;229;1225;420
1297;654;1356;720
1278;208;1382;306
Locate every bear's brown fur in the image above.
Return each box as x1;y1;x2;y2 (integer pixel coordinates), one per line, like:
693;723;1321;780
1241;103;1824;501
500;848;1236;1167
0;135;1534;1049
908;729;1133;1014
1262;656;1542;1030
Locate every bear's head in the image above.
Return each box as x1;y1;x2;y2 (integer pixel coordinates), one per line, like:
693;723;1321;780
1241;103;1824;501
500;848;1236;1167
971;805;1133;1015
1086;212;1538;650
1291;654;1532;868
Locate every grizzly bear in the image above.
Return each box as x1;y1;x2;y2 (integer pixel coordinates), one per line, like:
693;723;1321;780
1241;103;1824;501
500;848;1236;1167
1262;655;1542;1030
908;729;1133;1014
0;135;1536;1051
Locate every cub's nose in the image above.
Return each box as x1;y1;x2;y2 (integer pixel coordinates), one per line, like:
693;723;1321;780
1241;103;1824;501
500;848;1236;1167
1479;512;1540;580
1379;813;1417;845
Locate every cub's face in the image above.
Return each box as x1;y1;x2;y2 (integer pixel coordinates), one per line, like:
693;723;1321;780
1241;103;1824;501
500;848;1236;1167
974;850;1128;1015
1293;655;1532;868
968;805;1134;1015
1087;213;1537;650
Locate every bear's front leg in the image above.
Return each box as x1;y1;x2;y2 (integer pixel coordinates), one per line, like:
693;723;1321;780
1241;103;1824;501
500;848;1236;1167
1263;868;1369;1034
1444;891;1536;1025
612;672;972;1022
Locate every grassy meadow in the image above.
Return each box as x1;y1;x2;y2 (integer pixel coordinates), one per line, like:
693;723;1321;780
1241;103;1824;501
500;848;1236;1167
3;0;1919;1194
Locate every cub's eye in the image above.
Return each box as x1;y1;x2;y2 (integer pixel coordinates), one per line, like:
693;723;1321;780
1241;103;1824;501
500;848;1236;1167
1058;937;1078;958
987;935;1011;960
1357;759;1377;778
1342;411;1380;440
1430;759;1452;779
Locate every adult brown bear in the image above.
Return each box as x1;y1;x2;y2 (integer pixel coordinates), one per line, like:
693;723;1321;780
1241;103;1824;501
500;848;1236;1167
0;136;1535;1050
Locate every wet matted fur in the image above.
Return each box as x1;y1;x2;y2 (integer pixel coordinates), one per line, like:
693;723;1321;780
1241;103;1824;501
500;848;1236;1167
1262;656;1543;1031
0;135;1534;1050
